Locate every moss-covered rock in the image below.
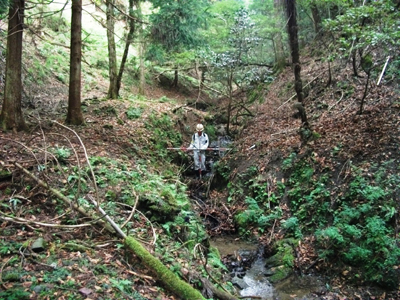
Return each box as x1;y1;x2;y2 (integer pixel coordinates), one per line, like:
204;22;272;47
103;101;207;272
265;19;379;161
265;264;292;283
141;188;180;223
264;238;298;283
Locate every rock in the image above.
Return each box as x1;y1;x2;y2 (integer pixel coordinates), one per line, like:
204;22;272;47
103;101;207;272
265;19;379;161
231;275;249;289
79;287;93;296
264;238;297;283
32;285;49;293
31;237;46;253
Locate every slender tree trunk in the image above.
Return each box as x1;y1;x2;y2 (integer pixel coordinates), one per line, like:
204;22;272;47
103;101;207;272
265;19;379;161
0;0;27;131
226;70;233;136
136;0;146;95
351;49;359;77
138;36;145;95
66;0;84;125
358;71;370;115
117;0;138;95
172;67;178;88
106;0;118;99
273;0;286;68
310;0;322;36
285;0;309;130
327;60;332;86
350;18;366;77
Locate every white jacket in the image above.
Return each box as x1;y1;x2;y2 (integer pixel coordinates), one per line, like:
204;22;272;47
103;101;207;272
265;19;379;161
188;132;209;151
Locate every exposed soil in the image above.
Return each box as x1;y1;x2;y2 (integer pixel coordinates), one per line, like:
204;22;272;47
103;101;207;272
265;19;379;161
203;55;400;299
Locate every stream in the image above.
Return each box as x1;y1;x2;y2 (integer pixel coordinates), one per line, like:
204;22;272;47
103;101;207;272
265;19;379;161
210;236;326;300
191;137;326;299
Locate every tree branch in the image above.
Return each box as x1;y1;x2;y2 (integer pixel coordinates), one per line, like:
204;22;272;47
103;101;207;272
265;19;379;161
14;162;115;234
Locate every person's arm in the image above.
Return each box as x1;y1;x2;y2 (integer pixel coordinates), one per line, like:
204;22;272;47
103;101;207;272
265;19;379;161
187;134;195;150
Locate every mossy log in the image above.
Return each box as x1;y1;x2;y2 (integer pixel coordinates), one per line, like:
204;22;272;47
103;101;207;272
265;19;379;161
15;163;231;300
15;163;115;233
124;236;206;300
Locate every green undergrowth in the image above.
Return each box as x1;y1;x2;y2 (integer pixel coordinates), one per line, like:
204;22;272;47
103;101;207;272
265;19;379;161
1;146;229;298
0;235;168;299
227;150;400;288
226;164;284;237
144;111;183;163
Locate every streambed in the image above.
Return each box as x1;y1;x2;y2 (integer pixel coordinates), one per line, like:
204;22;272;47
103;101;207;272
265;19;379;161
210;236;326;300
192;137;327;299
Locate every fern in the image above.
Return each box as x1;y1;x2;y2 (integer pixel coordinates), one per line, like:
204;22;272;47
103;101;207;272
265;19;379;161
315;226;345;248
344;245;372;264
207;252;228;271
244;196;260;210
341;224;362;239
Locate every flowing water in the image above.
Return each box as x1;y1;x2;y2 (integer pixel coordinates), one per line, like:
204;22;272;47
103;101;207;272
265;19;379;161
210;236;325;300
237;256;275;299
205;137;325;299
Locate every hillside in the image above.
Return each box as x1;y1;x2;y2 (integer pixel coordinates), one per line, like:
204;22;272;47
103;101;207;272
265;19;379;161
1;49;399;299
199;50;399;298
1;3;400;300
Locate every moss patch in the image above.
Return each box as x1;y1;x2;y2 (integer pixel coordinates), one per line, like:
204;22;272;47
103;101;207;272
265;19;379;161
264;238;297;283
124;236;205;300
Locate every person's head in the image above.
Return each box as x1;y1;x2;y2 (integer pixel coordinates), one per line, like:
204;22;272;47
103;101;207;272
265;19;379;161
196;124;204;135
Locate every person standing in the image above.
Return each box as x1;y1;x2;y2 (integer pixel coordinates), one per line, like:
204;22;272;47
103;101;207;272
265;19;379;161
182;124;209;175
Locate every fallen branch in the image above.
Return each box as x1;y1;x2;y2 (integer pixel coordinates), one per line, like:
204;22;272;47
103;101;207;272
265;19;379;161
222;203;232;217
271;128;297;136
277;73;322;110
377;56;390;86
115;202;157;245
268;219;277;245
15;163;218;299
0;214;91;228
0;257;14;290
328;90;344;112
125;236;206;300
14;162;115;234
120;189;139;230
125;269;154;281
201;277;239;300
53;121;101;207
195;244;238;300
87;195;126;238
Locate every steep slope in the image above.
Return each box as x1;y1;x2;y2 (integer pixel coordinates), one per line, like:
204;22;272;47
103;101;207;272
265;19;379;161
211;51;400;296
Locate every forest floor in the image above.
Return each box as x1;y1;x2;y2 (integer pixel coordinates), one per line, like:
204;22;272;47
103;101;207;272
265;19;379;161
1;51;399;300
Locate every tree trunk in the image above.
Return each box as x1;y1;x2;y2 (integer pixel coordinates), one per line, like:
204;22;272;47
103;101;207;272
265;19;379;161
273;0;286;68
351;49;359;77
138;36;145;95
285;0;308;128
0;0;27;131
106;0;118;99
171;67;179;88
310;1;322;36
226;70;233;136
66;0;84;125
125;237;206;300
137;1;146;95
117;0;138;95
358;71;370;115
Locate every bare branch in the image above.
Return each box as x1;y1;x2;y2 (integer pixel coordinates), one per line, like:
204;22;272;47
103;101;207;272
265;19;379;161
0;213;92;228
14;162;115;234
52;121;100;206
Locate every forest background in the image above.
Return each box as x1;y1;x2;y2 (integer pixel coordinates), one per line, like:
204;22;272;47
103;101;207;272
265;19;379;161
0;0;399;299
